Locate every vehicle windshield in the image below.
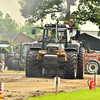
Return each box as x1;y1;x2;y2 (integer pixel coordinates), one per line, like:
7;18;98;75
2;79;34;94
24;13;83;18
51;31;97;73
43;28;68;50
44;29;66;42
0;45;13;53
22;44;31;54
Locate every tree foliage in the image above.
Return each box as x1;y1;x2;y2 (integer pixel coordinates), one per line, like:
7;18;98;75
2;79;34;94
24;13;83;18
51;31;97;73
18;0;77;22
72;0;100;26
3;13;19;33
19;21;42;39
0;10;42;39
19;21;35;35
0;12;19;34
18;0;62;22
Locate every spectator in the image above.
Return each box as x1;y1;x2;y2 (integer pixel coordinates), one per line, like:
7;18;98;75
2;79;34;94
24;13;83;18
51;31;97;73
86;40;90;53
0;59;5;72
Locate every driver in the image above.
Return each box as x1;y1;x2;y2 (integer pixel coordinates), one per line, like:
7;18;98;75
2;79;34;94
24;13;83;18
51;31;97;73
49;29;60;41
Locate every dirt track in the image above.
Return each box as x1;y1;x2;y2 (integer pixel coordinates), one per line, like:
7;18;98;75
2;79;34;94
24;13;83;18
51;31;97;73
0;71;100;100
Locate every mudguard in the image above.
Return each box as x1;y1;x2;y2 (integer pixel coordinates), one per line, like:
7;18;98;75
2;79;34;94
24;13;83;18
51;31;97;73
67;42;80;54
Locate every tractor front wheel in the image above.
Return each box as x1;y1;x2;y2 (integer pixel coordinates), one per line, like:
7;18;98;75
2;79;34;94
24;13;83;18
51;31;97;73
7;56;13;70
12;60;19;70
26;50;42;77
78;47;85;79
64;51;77;79
57;62;65;78
85;60;100;74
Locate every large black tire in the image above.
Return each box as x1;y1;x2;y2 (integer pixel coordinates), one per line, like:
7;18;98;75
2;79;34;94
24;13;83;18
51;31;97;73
26;47;30;76
64;51;77;79
12;60;19;70
7;56;13;70
78;47;85;79
57;62;65;78
19;63;24;71
26;50;42;77
85;60;100;74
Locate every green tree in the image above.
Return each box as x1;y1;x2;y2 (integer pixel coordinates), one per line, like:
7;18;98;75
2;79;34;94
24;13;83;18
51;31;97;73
20;21;35;34
0;11;3;18
0;11;37;39
18;21;35;38
18;21;42;39
0;12;20;34
18;0;61;22
71;0;100;35
18;0;77;23
0;11;7;34
3;13;19;34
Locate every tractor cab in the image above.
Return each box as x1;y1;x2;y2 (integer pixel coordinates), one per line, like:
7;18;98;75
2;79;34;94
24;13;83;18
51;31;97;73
12;42;32;71
31;22;72;51
22;42;32;54
42;23;70;51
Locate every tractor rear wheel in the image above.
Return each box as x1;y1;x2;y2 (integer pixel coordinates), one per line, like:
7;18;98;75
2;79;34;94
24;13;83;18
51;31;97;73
78;47;85;79
7;56;13;70
26;50;42;77
19;63;24;71
64;51;77;79
85;60;100;74
12;60;19;70
26;47;30;76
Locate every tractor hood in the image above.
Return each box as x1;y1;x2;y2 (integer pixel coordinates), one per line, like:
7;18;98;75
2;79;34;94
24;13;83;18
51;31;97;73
47;43;60;49
47;43;61;51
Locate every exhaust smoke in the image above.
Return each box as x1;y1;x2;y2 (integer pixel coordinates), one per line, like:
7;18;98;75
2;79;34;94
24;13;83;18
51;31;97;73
58;0;77;21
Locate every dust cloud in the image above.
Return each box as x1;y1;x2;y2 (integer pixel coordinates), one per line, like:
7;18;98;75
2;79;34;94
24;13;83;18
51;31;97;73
59;0;77;20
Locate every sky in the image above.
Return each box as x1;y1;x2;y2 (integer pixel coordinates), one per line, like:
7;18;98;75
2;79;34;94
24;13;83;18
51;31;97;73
0;0;26;25
0;0;98;31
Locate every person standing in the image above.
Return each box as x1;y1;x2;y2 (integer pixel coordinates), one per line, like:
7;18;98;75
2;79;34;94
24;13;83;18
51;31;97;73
86;40;90;53
0;59;5;72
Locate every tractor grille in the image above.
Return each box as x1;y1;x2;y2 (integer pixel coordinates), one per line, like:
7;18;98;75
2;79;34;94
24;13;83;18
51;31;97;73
44;54;57;65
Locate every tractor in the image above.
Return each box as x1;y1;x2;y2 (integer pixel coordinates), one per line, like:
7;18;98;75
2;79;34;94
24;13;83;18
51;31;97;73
79;40;100;74
12;42;32;71
26;21;85;79
84;52;100;74
0;40;14;70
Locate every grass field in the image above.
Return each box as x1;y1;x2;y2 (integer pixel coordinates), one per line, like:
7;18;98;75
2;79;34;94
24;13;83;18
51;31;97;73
4;70;25;72
24;88;100;100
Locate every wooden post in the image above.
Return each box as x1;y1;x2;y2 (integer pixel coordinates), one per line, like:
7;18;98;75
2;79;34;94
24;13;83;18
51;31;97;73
55;76;58;96
94;74;96;86
0;82;1;91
